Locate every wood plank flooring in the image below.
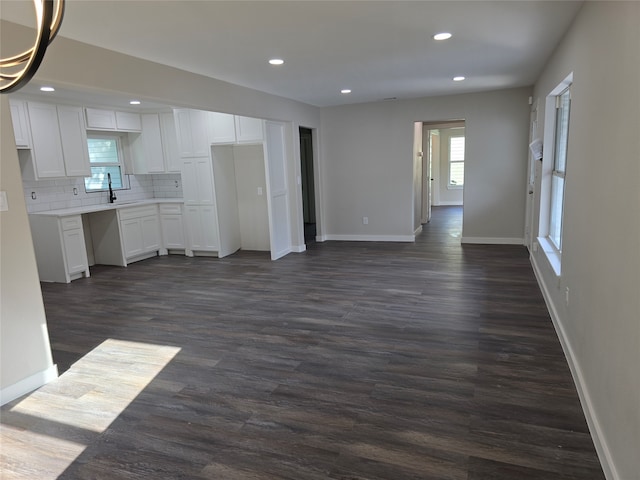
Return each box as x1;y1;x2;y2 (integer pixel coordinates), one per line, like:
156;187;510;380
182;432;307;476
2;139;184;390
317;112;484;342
1;206;605;479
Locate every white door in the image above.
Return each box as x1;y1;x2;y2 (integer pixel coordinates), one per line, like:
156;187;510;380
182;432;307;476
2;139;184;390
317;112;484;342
212;146;241;258
263;121;292;260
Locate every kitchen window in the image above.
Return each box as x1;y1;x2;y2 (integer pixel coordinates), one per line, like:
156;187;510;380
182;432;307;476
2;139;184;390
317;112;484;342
84;134;129;192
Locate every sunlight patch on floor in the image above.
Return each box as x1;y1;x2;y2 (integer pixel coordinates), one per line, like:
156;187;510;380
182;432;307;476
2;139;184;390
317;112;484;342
0;339;181;479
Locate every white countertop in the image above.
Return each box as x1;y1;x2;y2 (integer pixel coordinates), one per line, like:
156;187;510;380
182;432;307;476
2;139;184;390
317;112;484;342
30;198;184;217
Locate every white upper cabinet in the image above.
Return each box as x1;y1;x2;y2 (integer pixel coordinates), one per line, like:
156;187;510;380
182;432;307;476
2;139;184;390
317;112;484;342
26;102;66;178
131;114;165;174
209;112;236;144
160;112;181;173
173;108;210;157
234;116;263;144
181;156;215;205
85;107;141;132
9;100;31;149
57;106;91;177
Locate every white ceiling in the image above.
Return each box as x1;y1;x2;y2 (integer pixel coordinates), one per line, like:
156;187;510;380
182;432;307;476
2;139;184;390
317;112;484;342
1;0;583;107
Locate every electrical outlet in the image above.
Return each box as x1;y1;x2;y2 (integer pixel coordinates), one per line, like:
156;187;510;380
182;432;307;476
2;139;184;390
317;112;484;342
362;216;369;225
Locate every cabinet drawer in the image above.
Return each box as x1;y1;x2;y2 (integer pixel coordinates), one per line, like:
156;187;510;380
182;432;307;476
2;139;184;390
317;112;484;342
60;215;83;231
118;205;158;220
159;204;182;215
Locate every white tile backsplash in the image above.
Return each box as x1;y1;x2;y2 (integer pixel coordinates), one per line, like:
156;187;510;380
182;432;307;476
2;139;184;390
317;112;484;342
23;174;183;213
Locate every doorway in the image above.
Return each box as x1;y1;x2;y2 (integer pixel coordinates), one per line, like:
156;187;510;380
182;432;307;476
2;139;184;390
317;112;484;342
299;127;316;242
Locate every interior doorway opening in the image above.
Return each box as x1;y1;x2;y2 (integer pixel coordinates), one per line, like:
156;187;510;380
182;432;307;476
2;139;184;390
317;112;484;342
299;127;316;243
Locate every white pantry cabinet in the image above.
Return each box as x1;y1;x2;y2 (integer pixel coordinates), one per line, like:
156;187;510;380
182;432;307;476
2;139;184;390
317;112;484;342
181;157;215;205
118;205;163;262
9;99;31;149
29;214;90;283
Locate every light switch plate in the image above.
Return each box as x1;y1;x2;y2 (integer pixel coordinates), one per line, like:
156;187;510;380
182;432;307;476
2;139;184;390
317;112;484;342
0;191;8;212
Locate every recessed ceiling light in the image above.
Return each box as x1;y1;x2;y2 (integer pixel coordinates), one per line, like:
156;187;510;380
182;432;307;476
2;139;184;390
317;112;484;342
433;32;452;41
40;86;55;92
453;76;466;82
341;89;352;94
129;100;141;105
269;58;284;66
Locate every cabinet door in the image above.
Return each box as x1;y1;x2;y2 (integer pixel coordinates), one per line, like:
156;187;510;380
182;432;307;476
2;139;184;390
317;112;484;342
57;105;91;177
140;114;166;173
189;110;210;157
115;111;142;131
9;100;31;148
62;229;88;275
199;205;219;250
173;109;195;157
195;157;215;204
120;218;144;258
209;112;236;144
141;215;161;251
160;112;181;173
161;214;185;249
235;116;263;144
184;206;203;249
85;107;116;129
27;102;66;178
181;159;200;205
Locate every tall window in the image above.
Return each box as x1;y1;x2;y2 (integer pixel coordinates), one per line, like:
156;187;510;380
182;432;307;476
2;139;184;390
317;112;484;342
84;135;128;192
448;135;465;187
549;87;571;250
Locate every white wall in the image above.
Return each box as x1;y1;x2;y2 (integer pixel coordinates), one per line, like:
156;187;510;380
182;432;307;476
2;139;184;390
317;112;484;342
319;88;531;242
530;2;640;479
0;96;57;404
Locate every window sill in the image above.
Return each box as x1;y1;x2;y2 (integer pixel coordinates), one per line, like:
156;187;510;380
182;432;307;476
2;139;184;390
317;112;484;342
537;236;561;277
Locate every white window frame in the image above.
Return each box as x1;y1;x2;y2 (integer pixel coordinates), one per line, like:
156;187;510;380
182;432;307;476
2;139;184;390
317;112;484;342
447;134;465;189
538;73;573;277
84;133;130;193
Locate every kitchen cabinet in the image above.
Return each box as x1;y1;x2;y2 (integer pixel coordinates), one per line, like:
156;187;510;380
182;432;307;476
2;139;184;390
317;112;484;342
160;112;181;173
29;214;90;283
184;205;218;253
182;157;215;205
118;205;163;262
160;203;186;251
209;112;236;144
85;107;141;132
9;99;31;149
234;116;263;144
130;113;182;174
20;102;91;180
173;108;210;157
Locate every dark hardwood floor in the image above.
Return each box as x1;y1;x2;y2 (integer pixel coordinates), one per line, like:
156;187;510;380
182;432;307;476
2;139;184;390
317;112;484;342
1;206;605;479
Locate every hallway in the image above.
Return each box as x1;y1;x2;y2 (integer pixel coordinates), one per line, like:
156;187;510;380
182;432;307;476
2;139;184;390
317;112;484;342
1;207;604;479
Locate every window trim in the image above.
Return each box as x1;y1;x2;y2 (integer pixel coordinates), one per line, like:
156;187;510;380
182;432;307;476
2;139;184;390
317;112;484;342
447;133;465;189
84;133;130;193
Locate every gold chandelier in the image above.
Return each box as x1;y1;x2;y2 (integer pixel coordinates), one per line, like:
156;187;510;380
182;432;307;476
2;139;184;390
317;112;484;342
0;0;65;94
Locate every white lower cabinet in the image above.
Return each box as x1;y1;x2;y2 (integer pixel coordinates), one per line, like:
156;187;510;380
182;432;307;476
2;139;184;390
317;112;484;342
118;205;163;262
160;203;186;250
29;214;90;283
184;205;218;253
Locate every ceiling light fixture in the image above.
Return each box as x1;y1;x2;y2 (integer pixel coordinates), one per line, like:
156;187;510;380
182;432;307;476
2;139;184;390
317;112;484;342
129;100;141;105
0;0;65;93
341;89;352;94
40;86;55;92
453;76;466;82
269;58;284;66
433;32;452;41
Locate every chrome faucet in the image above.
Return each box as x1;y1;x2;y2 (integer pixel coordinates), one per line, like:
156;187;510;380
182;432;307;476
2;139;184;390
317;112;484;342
108;173;117;203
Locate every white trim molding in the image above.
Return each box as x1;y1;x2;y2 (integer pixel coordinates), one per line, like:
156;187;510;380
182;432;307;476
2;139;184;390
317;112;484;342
414;225;423;237
0;364;58;406
292;244;306;253
433;201;463;206
324;234;415;242
461;236;524;245
531;253;618;480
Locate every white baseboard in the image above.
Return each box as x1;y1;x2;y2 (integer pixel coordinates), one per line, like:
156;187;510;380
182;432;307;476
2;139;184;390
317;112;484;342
0;364;58;406
530;254;617;480
461;236;524;245
323;234;415;242
413;225;423;237
433;201;463;206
